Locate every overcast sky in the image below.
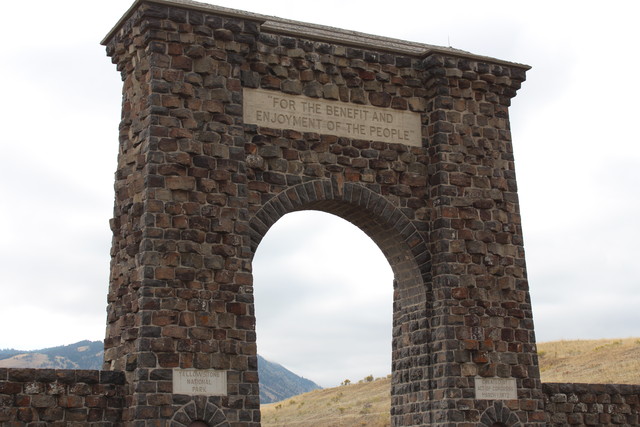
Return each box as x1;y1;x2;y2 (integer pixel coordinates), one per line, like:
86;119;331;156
1;0;638;388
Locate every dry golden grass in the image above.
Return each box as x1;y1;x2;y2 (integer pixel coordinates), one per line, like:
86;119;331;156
261;376;391;427
261;338;640;426
538;337;640;384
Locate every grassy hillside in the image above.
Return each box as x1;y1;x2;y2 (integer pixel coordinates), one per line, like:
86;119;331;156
261;376;391;427
261;338;640;427
537;337;640;384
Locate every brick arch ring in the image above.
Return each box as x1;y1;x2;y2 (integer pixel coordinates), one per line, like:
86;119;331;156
479;402;522;427
170;396;229;427
248;179;430;278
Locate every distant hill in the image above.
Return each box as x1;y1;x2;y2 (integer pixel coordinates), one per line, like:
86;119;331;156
260;338;640;426
258;355;321;404
0;341;320;403
0;340;103;370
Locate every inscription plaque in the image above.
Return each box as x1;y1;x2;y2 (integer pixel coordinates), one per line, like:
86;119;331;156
243;88;422;146
172;369;227;396
474;377;517;400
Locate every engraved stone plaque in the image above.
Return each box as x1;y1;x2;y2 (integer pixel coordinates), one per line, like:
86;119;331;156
173;369;227;396
243;88;422;146
474;377;517;400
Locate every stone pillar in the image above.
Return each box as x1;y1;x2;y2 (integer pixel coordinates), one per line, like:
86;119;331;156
423;54;546;425
103;3;260;425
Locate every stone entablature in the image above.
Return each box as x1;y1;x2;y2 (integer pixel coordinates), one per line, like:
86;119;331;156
103;0;528;66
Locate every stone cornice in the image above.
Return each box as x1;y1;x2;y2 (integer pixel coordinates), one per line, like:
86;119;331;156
102;0;530;70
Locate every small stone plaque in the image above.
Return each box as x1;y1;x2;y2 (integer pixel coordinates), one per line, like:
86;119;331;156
173;369;227;396
243;88;422;146
474;377;517;400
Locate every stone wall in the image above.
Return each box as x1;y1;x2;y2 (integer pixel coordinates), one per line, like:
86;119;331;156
543;383;640;426
0;368;125;424
3;371;639;426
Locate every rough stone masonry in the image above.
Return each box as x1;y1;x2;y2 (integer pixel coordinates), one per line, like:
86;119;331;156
99;1;543;424
0;0;638;426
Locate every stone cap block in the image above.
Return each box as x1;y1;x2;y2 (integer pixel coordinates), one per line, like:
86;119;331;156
102;0;530;69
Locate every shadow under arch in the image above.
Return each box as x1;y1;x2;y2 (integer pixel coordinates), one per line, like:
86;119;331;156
248;179;432;423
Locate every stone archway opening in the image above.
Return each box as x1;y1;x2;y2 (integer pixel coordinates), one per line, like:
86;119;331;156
253;210;394;390
249;184;432;424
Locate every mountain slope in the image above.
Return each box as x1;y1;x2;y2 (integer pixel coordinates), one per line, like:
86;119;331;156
258;355;321;404
0;340;104;369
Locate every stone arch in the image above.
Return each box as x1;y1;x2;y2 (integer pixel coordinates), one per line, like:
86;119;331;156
249;179;430;286
249;179;431;418
100;0;544;424
479;402;522;427
170;397;229;427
